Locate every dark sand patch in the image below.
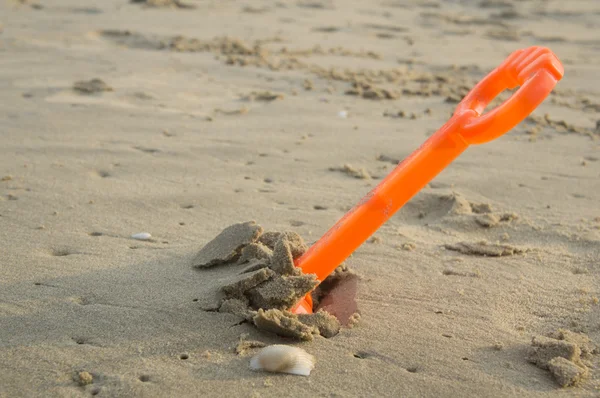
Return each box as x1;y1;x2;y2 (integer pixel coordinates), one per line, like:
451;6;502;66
376;154;401;164
442;268;481;278
130;0;195;9
73;79;113;94
345;81;399;100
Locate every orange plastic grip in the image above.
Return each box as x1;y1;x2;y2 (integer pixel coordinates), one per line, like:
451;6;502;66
456;46;564;144
291;47;563;315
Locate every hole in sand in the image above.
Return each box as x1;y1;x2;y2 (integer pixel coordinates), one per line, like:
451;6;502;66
89;232;103;237
181;204;194;209
90;387;101;395
139;375;151;382
179;354;189;360
73;337;87;345
312;272;359;327
192;298;199;302
406;366;418;373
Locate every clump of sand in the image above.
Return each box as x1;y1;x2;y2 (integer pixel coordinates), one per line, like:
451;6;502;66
192;221;264;268
329;164;372;180
73;371;93;386
527;329;598;387
193;221;349;341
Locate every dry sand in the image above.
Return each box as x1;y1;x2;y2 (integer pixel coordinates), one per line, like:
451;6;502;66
1;0;600;396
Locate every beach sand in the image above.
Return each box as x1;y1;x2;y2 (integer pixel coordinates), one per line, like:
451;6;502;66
1;0;599;396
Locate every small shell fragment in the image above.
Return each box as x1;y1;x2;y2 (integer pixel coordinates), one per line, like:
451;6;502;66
249;345;315;376
131;232;152;240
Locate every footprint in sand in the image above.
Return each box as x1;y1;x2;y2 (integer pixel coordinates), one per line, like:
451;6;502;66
296;1;335;10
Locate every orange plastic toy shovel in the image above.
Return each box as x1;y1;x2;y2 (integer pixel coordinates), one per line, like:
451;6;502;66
291;46;564;314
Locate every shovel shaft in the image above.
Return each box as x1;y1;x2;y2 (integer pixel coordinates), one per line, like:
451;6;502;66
296;111;472;281
291;46;564;314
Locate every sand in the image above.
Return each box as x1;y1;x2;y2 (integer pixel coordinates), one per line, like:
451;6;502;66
527;330;598;387
1;0;599;396
192;220;264;268
200;222;342;341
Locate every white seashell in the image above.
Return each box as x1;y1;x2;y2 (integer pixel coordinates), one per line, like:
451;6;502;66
338;110;348;118
249;345;315;376
131;232;152;240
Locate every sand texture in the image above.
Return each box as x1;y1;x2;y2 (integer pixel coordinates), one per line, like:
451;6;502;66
1;0;600;396
202;222;341;341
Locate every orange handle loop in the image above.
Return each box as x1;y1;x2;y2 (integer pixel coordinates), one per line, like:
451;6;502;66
291;47;563;315
456;46;564;144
